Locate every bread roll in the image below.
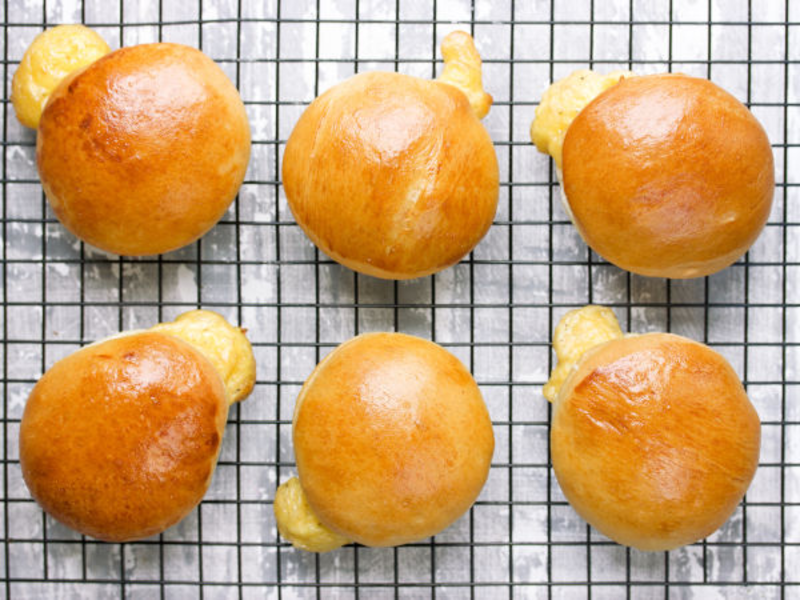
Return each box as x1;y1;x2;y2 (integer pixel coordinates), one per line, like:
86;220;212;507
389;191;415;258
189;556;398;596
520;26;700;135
282;31;499;279
274;332;494;549
19;311;255;542
548;314;760;551
36;42;251;256
533;72;774;279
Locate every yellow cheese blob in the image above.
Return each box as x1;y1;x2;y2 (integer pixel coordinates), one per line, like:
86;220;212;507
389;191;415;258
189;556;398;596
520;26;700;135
543;305;624;403
437;30;492;120
274;477;350;553
530;69;635;169
151;310;256;404
11;24;110;129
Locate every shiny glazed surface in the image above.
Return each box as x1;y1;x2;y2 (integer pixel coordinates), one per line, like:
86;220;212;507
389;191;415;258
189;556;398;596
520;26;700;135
293;332;495;547
20;332;229;542
37;43;251;256
562;74;774;278
282;71;499;279
552;333;761;551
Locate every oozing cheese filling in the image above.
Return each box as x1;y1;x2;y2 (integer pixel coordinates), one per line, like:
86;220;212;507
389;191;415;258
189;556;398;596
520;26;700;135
543;305;624;403
12;24;110;129
151;310;256;404
530;69;636;169
273;477;350;553
437;30;492;120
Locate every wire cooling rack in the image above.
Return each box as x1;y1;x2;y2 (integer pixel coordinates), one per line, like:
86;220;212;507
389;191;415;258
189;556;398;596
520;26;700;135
1;0;798;598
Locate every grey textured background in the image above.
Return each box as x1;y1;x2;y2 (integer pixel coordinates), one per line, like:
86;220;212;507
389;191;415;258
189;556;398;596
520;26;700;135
2;0;798;598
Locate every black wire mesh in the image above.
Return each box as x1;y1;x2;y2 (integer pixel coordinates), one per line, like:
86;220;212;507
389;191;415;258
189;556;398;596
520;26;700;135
1;0;798;598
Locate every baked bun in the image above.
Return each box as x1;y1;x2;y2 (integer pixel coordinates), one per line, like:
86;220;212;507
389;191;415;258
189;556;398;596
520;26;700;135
36;42;250;256
561;74;774;278
282;31;499;279
19;311;255;542
274;332;494;549
551;331;760;551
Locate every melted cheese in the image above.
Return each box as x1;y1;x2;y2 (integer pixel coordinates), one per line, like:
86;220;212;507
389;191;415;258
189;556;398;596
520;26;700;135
437;30;492;120
530;69;635;169
11;24;110;129
274;477;350;553
543;305;624;403
151;310;256;404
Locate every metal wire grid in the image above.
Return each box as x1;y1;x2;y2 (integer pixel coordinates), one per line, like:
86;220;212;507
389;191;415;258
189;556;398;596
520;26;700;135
0;0;798;598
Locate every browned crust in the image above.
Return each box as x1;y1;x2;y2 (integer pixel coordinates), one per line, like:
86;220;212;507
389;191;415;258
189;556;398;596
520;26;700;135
552;333;760;550
282;71;499;279
19;332;229;542
562;74;774;278
37;43;251;256
293;333;494;546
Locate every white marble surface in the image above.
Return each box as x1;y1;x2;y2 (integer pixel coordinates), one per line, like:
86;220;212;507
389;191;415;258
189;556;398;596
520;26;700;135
2;0;797;597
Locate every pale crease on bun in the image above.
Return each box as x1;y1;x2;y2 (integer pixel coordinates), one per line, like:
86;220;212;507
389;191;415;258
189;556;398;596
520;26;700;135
291;332;494;547
37;42;251;256
561;73;774;279
551;332;760;551
282;33;499;280
20;332;230;542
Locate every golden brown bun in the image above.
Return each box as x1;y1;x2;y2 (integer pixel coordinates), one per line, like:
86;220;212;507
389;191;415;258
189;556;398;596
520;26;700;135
282;71;499;279
37;43;251;256
293;332;494;546
562;74;774;278
19;332;229;542
552;333;760;551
